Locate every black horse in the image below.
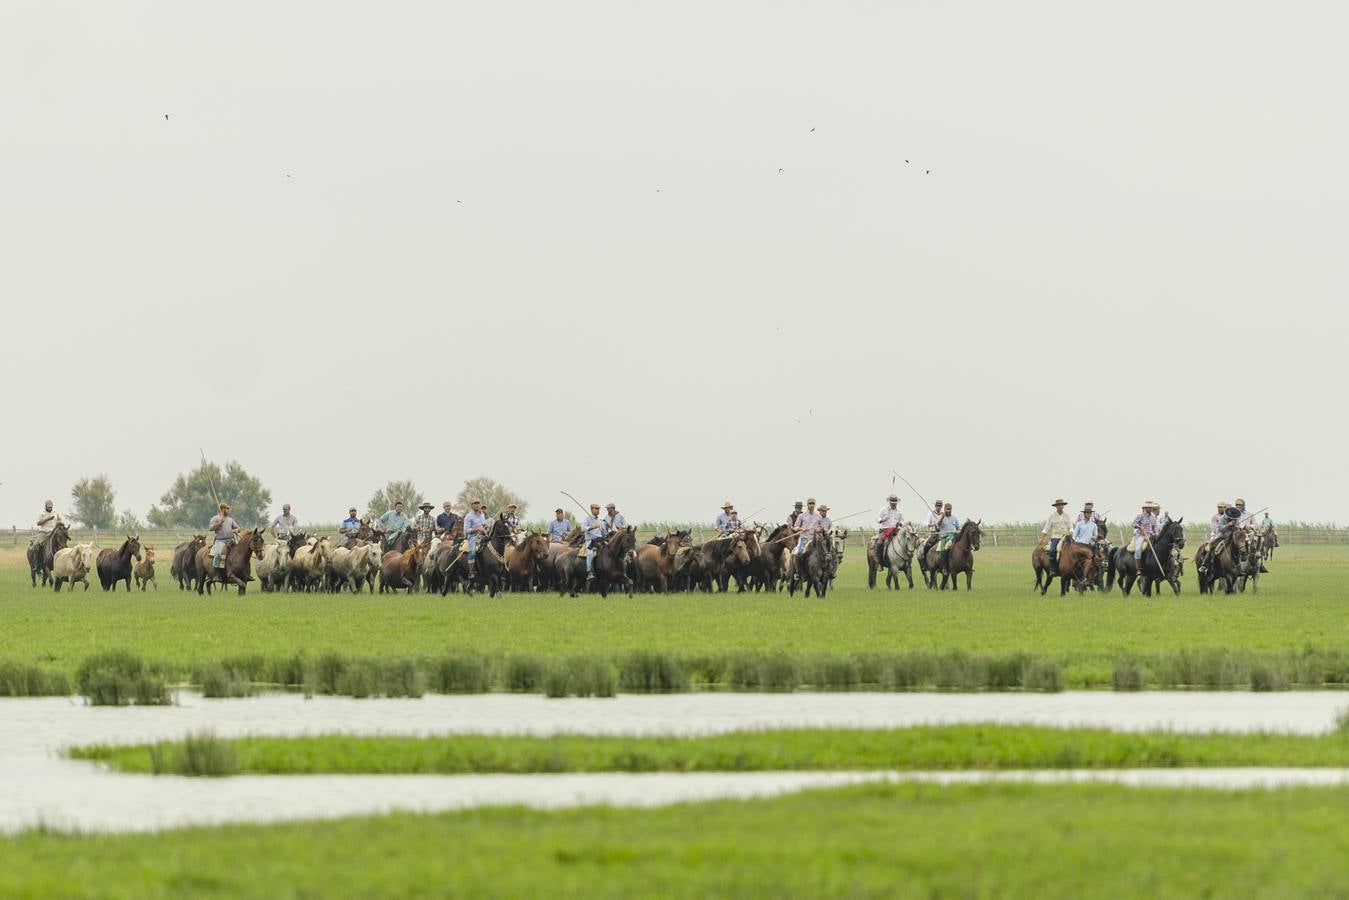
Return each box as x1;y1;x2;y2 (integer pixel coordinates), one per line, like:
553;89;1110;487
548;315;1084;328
95;534;143;592
27;521;70;588
1109;517;1185;596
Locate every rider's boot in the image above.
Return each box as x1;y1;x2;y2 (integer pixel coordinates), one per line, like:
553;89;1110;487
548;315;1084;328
1049;554;1058;576
938;549;949;571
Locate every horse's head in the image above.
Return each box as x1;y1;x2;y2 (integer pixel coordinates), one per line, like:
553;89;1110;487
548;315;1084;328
1163;516;1186;548
966;520;983;551
245;528;266;558
126;534;142;561
527;532;549;556
613;526;637;555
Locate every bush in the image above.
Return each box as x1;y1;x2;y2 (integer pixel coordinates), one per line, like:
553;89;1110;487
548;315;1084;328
544;656;616;698
0;661;72;697
1024;660;1064;693
1249;664;1290;692
1112;658;1145;692
505;655;546;692
198;664;255;699
76;650;171;706
429;654;491;694
149;731;238;777
619;652;689;692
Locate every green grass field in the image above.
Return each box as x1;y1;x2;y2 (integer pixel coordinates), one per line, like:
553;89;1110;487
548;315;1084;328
2;544;1346;692
70;723;1349;776
3;782;1348;898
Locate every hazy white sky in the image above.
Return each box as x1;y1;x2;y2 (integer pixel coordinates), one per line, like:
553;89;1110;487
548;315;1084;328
3;1;1344;527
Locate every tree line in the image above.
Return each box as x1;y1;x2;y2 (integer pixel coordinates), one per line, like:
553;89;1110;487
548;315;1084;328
58;464;525;530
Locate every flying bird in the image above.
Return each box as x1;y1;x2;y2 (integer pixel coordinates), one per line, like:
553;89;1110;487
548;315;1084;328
809;127;815;133
904;159;909;164
164;114;169;120
778;168;784;174
457;200;462;203
925;170;931;175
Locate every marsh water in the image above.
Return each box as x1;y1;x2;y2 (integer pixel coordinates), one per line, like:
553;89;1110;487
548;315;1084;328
3;691;1347;833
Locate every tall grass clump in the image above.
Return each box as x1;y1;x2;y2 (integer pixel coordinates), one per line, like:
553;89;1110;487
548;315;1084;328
505;654;546;692
1024;659;1064;692
148;731;238;777
196;664;256;699
1249;663;1291;692
428;653;490;694
0;661;72;697
618;651;690;692
544;656;616;698
76;650;171;706
1112;658;1146;692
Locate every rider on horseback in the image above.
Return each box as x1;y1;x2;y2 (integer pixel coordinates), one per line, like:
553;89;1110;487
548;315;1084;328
1076;500;1103;525
793;498;822;555
1041;499;1071;575
715;502;734;537
462;500;488;575
1130;501;1160;570
874;495;904;561
378;501;410;546
32;500;62;547
582;502;609;583
935;502;960;571
786;501;804;527
412;502;436;544
337;507;361;547
208;502;239;570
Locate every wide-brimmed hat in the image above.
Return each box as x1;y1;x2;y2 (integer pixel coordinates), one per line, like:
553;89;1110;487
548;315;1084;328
1224;507;1241;520
1052;499;1067;506
793;501;803;508
1083;499;1095;507
722;501;733;509
1144;500;1158;508
418;502;433;510
818;504;830;511
887;494;899;502
934;499;943;506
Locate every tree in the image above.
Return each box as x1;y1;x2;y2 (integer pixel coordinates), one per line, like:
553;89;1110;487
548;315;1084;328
116;508;144;534
455;477;526;517
367;480;424;518
70;475;117;529
147;460;272;527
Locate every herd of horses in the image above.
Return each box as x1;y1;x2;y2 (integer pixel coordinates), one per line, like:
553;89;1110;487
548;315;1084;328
26;516;852;598
24;514;1280;598
864;514;1277;596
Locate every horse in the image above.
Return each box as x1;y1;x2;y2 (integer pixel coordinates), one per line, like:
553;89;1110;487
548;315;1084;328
51;543;96;592
1052;536;1099;596
869;523;923;590
133;546;158;591
379;541;429;593
381;528;414;555
634;531;691;593
505;531;551;592
923;521;982;591
171;535;206;591
1238;531;1265;594
1033;521;1107;595
256;539;292;592
752;526;795;593
1261;524;1279;560
27;522;70;588
1111;516;1185;596
787;531;832;597
329;541;383;593
555;526;637;598
193;528;266;595
96;534;143;592
1196;526;1248;595
288;536;331;592
697;533;751;593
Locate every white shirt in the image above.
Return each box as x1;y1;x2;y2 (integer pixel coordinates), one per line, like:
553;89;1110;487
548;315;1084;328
876;505;905;529
1041;512;1072;540
923;510;943;530
36;509;61;532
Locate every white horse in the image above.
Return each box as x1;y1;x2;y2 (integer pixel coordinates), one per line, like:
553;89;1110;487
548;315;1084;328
869;523;923;589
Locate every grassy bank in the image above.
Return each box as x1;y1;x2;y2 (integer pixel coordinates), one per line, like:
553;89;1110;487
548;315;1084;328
2;545;1345;694
4;782;1349;897
70;723;1349;777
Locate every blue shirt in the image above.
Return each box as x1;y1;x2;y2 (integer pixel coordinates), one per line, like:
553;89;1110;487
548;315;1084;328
1071;520;1098;543
714;512;732;534
378;510;409;533
937;515;961;535
608;512;626;530
463;510;487;535
547;518;572;540
582;514;607;541
435;512;458;532
340;516;361;534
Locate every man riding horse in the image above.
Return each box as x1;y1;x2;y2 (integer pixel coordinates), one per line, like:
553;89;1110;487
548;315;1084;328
1040;499;1071;575
872;494;905;563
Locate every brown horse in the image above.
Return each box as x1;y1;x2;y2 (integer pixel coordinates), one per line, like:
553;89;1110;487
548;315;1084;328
634;531;692;593
1031;522;1106;595
697;533;752;593
924;521;982;590
194;528;266;595
555;526;637;597
96;534;143;592
171;535;206;590
752;526;796;592
1053;536;1099;595
379;542;429;593
505;531;551;592
28;522;70;588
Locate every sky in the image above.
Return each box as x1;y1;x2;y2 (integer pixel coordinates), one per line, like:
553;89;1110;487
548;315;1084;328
2;1;1345;528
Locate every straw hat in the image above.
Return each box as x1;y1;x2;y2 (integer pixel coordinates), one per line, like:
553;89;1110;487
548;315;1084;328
1052;499;1067;507
721;501;733;509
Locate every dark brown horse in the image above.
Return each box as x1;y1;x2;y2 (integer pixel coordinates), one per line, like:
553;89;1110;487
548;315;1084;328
753;526;796;593
28;522;70;588
555;526;637;597
194;528;266;595
96;534;143;592
924;521;982;591
697;533;751;593
787;531;832;597
171;535;206;590
1110;517;1185;596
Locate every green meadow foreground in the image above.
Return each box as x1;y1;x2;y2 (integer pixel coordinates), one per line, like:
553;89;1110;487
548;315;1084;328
72;723;1349;776
2;545;1346;692
2;783;1349;898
